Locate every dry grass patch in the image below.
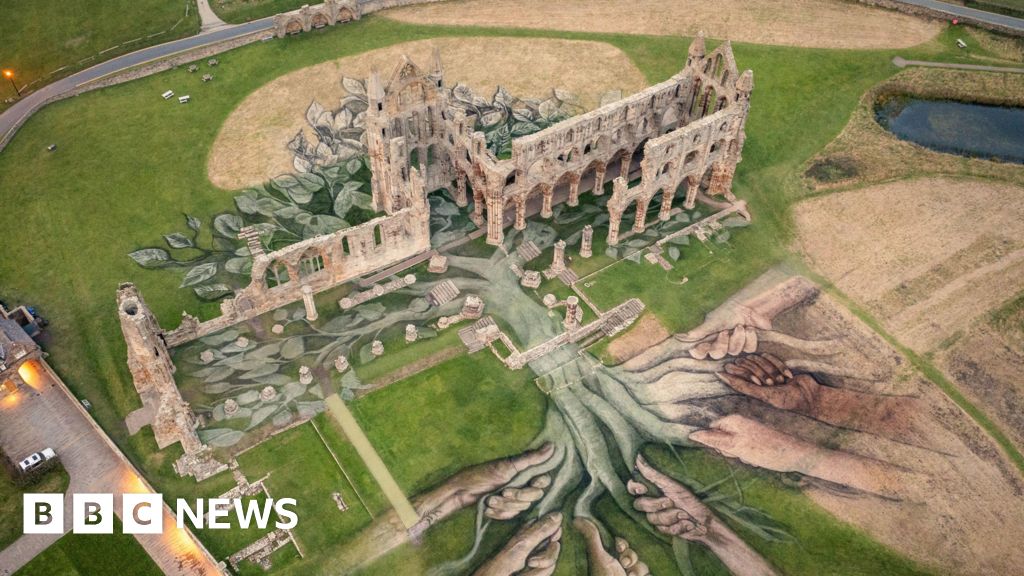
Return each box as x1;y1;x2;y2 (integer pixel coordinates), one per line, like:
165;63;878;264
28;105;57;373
793;177;1024;352
384;0;940;49
604;312;670;363
803;68;1024;192
208;37;648;189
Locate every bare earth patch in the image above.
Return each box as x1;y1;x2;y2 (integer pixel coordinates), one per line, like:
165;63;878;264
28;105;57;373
937;324;1024;450
605;312;670;363
385;0;940;49
793;177;1024;352
767;289;1024;575
208;37;648;189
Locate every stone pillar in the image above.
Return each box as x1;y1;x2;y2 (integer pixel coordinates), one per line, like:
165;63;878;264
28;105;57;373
405;324;418;343
302;284;318;321
541;185;554;219
684;176;699;210
594;166;607;196
472;188;485;226
620;154;631;182
580;225;593;258
564;296;581;332
486;195;505;245
515;197;527;230
633;200;649;233
455;172;468;207
659;188;676;221
567;174;581;207
551;240;567;275
708;163;736;200
608;209;623;246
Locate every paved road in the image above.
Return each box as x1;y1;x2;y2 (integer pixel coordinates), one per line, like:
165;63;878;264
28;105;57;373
0;17;273;151
897;0;1024;31
893;55;1024;72
0;361;220;575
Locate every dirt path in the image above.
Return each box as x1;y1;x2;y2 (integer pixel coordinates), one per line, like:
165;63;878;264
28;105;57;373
325;394;419;529
385;0;941;49
893;56;1024;73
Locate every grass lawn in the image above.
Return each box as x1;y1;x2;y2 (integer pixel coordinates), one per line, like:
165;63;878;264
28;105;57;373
0;0;199;106
210;0;308;23
0;460;69;550
0;13;1006;575
349;351;545;494
13;520;162;576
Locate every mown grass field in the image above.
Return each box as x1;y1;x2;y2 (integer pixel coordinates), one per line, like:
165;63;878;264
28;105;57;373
0;460;68;550
0;12;1014;576
14;520;163;576
0;0;199;106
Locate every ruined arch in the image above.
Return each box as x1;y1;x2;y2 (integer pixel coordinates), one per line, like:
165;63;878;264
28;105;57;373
265;261;291;289
336;6;355;21
299;248;326;277
284;17;302;35
310;11;330;28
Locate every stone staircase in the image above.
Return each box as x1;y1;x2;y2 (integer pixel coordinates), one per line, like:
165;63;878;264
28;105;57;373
517;241;542;262
427;279;461;307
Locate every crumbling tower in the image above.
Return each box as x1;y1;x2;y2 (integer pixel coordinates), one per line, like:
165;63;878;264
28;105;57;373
365;48;450;214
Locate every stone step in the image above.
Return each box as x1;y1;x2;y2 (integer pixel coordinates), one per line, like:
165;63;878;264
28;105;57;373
427;279;461;307
557;269;579;286
517;241;541;262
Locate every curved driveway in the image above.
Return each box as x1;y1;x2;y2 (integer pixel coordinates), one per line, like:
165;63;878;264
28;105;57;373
0;17;273;150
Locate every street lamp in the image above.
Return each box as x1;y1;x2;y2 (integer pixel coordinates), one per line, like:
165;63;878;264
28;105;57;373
3;69;21;97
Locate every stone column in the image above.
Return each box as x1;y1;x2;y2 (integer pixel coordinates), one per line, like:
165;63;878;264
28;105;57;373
620;154;631;182
551;240;567;274
564;296;581;332
472;188;485;226
486;195;505;245
633;200;649;233
593;165;607;196
608;209;623;246
708;163;736;200
455;172;468;207
567;174;581;207
580;225;593;258
541;185;554;219
515;197;527;230
302;284;318;321
659;188;676;221
684;176;699;210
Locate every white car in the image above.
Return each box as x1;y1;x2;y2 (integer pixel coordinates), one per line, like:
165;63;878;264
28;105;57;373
18;448;56;472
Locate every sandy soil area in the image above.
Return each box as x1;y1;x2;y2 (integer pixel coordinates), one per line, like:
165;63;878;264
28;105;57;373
760;282;1024;575
938;324;1024;450
792;177;1024;352
385;0;940;49
605;312;670;363
208;37;648;189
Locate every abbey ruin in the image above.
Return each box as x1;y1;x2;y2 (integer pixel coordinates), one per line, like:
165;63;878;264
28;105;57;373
117;36;753;478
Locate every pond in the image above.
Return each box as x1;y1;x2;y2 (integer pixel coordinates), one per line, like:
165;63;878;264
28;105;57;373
875;97;1024;164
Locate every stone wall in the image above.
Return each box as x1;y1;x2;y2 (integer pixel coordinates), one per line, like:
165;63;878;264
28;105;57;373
363;34;753;246
164;168;431;346
273;0;361;38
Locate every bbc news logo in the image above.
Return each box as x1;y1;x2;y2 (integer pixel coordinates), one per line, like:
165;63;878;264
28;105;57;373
24;494;298;534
